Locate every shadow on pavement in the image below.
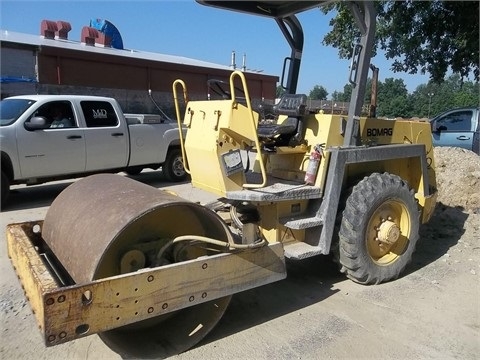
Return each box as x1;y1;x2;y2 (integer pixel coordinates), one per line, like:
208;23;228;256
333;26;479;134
5;181;74;211
408;202;469;274
2;170;187;212
201;255;343;346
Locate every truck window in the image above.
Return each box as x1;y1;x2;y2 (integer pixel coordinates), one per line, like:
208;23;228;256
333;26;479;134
0;99;36;126
28;101;76;128
46;101;75;128
81;101;119;127
436;110;472;131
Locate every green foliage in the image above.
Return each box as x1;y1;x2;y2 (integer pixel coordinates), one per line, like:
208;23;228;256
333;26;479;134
309;85;328;100
376;78;410;118
276;85;285;98
319;74;478;118
409;75;480;118
321;1;479;83
331;86;350;102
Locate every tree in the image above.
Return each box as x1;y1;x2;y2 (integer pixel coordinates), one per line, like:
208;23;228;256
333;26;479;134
331;90;341;101
321;1;479;83
331;84;353;102
376;78;410;118
339;83;352;102
276;85;285;98
331;74;478;118
309;85;328;100
410;75;479;118
331;81;371;103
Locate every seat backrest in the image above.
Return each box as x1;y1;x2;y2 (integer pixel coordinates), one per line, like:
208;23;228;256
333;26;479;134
273;94;307;117
258;94;308;147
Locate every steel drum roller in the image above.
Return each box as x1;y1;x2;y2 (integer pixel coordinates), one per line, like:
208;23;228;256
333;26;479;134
42;174;233;358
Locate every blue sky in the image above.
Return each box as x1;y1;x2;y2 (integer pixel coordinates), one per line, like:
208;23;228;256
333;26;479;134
0;0;431;96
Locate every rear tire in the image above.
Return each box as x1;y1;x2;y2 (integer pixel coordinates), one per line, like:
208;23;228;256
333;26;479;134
163;148;187;182
1;171;10;209
338;172;420;284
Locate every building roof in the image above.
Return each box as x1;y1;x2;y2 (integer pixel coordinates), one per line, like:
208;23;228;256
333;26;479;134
0;29;248;73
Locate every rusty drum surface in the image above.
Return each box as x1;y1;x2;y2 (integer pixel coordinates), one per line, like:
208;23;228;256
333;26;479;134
41;174;233;358
42;173;233;283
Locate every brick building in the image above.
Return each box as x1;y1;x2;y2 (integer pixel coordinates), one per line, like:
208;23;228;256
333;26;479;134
0;20;278;116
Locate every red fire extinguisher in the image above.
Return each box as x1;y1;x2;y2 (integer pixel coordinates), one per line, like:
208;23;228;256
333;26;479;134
304;144;323;185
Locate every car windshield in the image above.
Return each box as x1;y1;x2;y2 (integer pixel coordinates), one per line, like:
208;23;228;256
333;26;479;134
0;99;36;126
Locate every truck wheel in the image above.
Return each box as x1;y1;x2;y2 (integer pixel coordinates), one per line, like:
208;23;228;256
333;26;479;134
163;148;187;182
1;171;10;209
338;172;420;284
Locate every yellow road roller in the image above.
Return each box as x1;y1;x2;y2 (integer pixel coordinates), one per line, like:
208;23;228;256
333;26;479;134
7;1;437;358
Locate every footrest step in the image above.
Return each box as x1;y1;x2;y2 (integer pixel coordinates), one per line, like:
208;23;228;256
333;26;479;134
279;213;323;229
284;241;325;259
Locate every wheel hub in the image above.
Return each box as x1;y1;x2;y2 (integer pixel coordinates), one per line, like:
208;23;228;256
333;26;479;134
173;158;183;175
120;249;146;273
377;219;400;245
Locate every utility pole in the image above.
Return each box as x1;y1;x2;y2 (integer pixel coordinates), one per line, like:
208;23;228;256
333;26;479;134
428;92;434;118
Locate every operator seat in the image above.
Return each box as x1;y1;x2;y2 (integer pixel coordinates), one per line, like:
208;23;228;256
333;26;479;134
257;93;307;148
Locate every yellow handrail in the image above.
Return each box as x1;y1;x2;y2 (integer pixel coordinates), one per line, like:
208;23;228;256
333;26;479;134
229;70;267;189
172;79;190;175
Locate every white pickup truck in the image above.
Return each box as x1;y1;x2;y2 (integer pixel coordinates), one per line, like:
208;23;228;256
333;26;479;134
0;95;187;207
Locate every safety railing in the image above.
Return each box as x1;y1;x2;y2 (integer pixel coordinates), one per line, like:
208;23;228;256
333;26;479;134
229;70;267;189
172;79;191;175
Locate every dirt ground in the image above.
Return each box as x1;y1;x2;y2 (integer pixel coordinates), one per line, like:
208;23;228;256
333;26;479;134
0;146;479;359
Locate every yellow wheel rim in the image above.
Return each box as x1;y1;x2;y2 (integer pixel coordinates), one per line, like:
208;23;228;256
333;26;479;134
366;199;411;265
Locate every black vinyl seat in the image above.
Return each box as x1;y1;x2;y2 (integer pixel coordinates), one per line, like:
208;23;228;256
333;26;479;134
258;93;307;147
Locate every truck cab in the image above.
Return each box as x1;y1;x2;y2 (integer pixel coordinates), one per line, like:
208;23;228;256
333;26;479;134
430;107;480;154
1;95;129;181
0;94;185;207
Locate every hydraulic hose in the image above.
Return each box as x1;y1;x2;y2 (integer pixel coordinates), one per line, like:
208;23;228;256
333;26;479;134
156;234;267;264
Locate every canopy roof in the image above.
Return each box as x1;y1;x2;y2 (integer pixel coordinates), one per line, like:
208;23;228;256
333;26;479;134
196;1;331;18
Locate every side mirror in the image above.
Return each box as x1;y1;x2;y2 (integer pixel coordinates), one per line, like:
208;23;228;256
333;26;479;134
24;116;49;130
433;124;447;132
431;120;447;133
